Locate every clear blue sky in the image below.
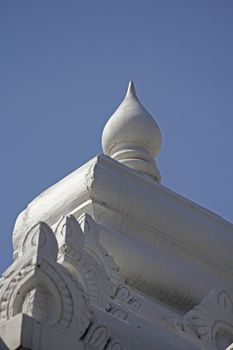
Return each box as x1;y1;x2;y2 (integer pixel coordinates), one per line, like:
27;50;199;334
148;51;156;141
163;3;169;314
1;1;233;273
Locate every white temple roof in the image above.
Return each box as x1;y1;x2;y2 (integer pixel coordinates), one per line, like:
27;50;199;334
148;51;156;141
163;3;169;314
3;82;233;350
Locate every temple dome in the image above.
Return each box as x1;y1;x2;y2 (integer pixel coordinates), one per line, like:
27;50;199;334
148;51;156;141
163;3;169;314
102;81;162;181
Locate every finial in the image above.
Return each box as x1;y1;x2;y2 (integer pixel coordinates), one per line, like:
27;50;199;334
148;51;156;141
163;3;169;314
126;81;138;100
102;82;162;182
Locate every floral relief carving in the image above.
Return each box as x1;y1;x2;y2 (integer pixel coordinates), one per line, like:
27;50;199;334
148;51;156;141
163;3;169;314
168;288;233;350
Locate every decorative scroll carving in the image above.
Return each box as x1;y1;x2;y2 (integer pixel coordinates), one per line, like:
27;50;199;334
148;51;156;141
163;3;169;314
168;288;233;350
83;324;110;349
115;286;141;310
106;339;126;350
109;306;128;321
83;323;128;350
0;222;91;338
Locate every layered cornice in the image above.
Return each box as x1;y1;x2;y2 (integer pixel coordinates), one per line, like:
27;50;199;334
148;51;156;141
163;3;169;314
12;155;233;311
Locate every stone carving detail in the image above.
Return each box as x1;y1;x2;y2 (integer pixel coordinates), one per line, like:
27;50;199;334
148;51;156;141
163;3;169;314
168;288;233;350
55;214;116;311
106;339;126;350
54;214;131;349
115;286;141;310
109;306;128;321
77;214;141;313
79;213;124;293
83;324;110;349
83;323;128;350
0;213;133;350
0;222;91;338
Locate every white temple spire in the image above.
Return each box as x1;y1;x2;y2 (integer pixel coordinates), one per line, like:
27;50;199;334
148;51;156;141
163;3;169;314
102;81;162;181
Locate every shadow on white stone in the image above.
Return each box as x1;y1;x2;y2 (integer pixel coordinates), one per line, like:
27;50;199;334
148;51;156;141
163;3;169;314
167;288;233;350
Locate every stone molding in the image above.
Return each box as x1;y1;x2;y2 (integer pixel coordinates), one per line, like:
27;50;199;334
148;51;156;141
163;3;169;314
11;155;233;311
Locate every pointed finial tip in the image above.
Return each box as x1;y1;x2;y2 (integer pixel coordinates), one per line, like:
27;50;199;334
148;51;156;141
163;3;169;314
126;81;137;99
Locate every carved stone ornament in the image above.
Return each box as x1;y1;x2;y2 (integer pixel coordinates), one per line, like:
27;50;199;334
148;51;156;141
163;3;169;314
0;214;131;350
55;215;120;310
0;221;91;339
54;213;139;315
114;285;141;311
77;214;141;313
106;339;127;350
78;213;124;293
82;323;127;350
82;323;110;349
168;288;233;350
